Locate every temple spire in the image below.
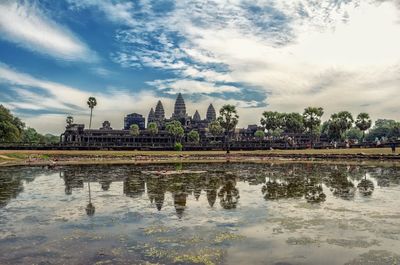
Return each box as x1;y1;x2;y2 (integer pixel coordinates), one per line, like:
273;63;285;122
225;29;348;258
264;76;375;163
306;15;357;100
206;104;216;121
173;93;187;119
193;110;201;121
148;108;155;124
154;100;165;120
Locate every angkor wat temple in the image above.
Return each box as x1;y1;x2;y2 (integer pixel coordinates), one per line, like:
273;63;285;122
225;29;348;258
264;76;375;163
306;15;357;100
62;93;230;148
60;93;311;150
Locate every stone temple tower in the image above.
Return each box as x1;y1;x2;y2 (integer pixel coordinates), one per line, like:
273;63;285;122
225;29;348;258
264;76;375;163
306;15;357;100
148;108;155;125
173;93;187;119
206;104;216;121
154;100;165;120
193;110;201;122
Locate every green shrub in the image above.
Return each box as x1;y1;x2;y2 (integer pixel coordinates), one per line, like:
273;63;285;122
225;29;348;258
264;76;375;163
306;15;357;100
174;142;183;151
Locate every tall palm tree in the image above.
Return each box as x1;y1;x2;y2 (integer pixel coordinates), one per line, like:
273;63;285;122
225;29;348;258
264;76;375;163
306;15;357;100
66;116;74;127
147;122;158;146
218;104;239;153
302;107;324;147
87;97;97;129
355;112;372;142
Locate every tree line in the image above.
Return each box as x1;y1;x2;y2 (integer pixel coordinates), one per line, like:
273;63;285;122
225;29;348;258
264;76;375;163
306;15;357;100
257;107;400;143
0;105;59;144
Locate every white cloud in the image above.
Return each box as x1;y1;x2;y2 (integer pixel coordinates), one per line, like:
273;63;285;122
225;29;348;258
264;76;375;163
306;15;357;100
149;79;240;94
67;0;137;26
0;62;261;134
0;1;96;62
133;0;400;122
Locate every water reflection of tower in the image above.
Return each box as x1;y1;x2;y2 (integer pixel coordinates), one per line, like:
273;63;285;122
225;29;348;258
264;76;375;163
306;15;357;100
147;177;167;211
170;176;189;218
123;176;145;198
205;175;221;207
218;176;240;209
188;174;204;201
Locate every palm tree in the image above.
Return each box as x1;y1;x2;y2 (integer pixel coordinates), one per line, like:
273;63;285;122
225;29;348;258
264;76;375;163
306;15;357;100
85;181;95;216
66;116;74;127
355;113;372;142
130;124;140;136
302;107;324;147
147;122;158;146
87;97;97;129
254;130;265;146
166;120;184;144
218;105;239;153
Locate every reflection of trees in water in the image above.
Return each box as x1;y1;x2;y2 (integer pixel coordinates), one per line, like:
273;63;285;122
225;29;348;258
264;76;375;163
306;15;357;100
218;176;240;209
304;177;326;203
261;165;326;203
9;163;396;217
0;168;43;208
369;167;400;187
262;180;287;200
357;175;375;196
326;171;355;200
99;180;112;191
0;173;24;208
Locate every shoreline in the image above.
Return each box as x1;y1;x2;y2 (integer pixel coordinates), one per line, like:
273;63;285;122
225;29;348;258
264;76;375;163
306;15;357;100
1;148;399;167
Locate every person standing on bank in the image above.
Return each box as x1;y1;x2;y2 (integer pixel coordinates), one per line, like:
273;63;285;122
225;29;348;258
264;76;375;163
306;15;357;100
390;142;396;154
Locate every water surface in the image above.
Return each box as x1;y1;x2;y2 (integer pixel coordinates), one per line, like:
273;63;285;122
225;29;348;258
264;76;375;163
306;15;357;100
1;162;400;265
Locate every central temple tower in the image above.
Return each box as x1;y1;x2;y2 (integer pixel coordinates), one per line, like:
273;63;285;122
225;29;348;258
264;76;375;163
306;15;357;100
172;93;187;119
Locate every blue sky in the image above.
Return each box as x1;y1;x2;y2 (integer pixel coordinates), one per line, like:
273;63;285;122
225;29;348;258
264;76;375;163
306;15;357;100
1;0;400;134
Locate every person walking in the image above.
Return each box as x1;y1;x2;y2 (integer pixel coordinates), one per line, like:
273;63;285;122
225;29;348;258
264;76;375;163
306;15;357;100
390;142;396;154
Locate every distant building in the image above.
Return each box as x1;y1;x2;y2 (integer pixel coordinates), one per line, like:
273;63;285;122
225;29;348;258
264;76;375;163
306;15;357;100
124;113;145;130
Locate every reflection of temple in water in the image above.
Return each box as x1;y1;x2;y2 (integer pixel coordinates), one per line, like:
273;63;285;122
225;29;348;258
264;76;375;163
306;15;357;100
1;163;393;217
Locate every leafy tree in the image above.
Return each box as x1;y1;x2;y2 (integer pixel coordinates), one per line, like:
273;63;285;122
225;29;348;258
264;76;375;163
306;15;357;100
188;130;200;143
302;107;324;146
326;111;354;141
129;124;140;136
166;120;184;143
281;112;304;133
366;119;400;141
87;97;97;129
0;105;25;142
344;127;363;142
42;134;60;144
21;128;42;143
260;111;282;133
355;113;372;141
254;130;265;144
66;116;74;127
147;122;158;145
208;120;223;141
217;105;239;153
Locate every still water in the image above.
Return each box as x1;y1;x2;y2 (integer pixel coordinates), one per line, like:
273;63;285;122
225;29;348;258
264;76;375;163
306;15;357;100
1;162;400;265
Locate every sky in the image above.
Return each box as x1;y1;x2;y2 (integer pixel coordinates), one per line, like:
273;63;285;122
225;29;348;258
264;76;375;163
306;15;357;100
0;0;400;135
